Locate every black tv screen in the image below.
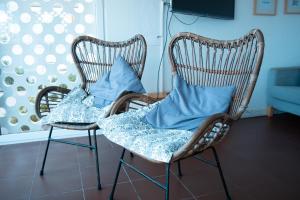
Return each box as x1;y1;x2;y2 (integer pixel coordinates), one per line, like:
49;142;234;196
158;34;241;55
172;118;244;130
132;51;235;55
172;0;235;20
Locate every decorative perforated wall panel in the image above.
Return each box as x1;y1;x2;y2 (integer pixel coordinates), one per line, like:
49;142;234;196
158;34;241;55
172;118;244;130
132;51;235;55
0;0;97;134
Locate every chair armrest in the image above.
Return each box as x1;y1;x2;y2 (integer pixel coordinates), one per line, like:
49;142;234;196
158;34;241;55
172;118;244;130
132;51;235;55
110;93;159;115
172;113;233;161
268;66;300;87
35;86;71;119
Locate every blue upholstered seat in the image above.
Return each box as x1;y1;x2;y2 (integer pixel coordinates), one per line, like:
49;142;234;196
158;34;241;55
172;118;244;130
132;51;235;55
267;67;300;116
270;86;300;105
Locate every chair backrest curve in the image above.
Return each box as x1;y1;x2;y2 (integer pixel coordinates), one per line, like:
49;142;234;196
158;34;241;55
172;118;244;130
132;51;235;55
72;34;147;92
168;29;265;120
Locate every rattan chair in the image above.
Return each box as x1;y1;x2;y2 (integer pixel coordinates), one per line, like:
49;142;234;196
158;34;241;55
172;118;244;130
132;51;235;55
35;34;147;190
108;29;264;199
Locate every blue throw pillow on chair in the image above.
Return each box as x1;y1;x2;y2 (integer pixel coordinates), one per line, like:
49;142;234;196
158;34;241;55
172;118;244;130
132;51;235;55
144;75;235;131
90;56;146;108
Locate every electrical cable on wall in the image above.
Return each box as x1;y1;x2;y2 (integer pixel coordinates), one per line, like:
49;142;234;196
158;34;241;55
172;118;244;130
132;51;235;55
156;4;173;99
156;2;200;97
173;14;199;25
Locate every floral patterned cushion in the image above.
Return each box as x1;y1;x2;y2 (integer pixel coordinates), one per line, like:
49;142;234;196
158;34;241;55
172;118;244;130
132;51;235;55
41;86;112;127
97;103;194;163
58;86;87;105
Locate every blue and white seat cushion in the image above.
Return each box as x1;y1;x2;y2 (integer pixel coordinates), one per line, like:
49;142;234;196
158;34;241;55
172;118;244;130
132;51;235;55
41;86;112;127
97;75;235;163
41;56;146;127
97;103;194;163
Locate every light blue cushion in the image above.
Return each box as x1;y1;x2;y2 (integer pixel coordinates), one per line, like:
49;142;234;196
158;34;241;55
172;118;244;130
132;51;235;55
144;75;235;131
90;56;146;108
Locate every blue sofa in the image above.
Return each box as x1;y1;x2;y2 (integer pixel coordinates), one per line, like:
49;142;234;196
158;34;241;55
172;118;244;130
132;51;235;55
267;66;300;117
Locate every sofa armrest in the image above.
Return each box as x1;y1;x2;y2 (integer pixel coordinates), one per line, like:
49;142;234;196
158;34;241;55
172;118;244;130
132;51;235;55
268;67;300;87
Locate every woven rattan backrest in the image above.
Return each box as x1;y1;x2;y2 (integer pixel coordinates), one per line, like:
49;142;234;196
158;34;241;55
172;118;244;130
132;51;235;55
72;35;147;92
169;29;264;120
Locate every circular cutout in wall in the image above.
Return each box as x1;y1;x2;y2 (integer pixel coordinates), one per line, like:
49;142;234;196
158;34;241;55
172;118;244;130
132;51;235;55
12;45;23;55
24;55;35;65
59;83;68;89
9;116;18;125
57;64;67;74
26;76;37;84
28;96;36;104
1;56;12;66
48;75;58;83
0;108;7;117
4;76;14;86
6;97;17;107
30;114;39;123
68;73;76;82
44;34;55;44
17;86;26;96
19;106;28;115
20;125;30;132
0;33;10;44
22;34;33;45
36;65;46;75
20;12;31;23
7;1;19;12
15;66;24;75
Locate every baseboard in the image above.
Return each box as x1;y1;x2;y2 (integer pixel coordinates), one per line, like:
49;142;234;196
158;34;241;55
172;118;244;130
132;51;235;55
0;128;104;146
242;108;283;118
242;108;266;118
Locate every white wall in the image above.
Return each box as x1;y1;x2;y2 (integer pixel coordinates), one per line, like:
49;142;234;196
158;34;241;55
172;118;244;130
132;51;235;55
162;0;300;115
102;0;162;93
102;0;300;115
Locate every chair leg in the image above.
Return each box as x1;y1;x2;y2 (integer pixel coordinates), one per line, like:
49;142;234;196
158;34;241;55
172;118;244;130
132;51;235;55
211;147;231;200
40;126;53;176
93;129;101;190
177;160;182;177
165;163;171;200
267;106;273;118
88;130;92;150
110;148;126;200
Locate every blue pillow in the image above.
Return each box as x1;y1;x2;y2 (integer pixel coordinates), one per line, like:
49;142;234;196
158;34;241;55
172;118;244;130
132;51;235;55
90;56;146;108
144;75;235;131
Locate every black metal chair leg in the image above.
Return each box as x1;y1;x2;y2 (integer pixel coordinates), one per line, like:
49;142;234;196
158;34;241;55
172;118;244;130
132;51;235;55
93;129;101;190
110;148;126;200
40;126;53;176
165;163;170;200
130;152;134;158
88;130;92;150
177;160;182;177
211;147;231;200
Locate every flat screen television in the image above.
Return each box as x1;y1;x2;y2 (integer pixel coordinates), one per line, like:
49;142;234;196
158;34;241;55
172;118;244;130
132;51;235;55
171;0;235;20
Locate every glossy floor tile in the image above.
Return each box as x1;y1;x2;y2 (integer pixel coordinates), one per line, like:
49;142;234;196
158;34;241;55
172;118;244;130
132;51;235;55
0;114;300;200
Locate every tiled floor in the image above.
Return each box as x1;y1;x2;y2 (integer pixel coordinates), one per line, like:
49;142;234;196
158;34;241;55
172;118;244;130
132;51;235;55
1;114;300;200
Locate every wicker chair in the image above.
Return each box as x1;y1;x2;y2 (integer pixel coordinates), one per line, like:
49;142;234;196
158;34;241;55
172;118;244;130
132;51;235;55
35;34;147;190
108;29;264;199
